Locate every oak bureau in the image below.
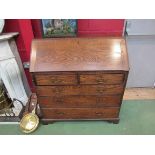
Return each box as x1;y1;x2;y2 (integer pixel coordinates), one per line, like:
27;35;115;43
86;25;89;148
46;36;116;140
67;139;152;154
30;37;129;124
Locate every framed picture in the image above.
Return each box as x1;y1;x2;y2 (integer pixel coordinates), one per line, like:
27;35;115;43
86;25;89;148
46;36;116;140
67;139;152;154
41;19;77;37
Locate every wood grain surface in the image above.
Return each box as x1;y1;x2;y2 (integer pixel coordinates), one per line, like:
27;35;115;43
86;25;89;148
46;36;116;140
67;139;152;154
36;85;124;96
38;95;122;108
30;37;129;124
30;37;129;72
41;107;119;119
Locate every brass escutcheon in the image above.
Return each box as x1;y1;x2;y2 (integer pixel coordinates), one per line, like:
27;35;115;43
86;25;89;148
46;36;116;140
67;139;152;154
96;78;105;84
96;88;105;94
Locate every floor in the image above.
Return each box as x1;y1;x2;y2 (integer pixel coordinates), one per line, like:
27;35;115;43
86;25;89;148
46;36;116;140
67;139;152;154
0;88;155;135
124;88;155;100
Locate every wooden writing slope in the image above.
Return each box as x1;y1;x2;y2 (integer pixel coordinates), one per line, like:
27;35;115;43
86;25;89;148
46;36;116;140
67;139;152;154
30;37;129;124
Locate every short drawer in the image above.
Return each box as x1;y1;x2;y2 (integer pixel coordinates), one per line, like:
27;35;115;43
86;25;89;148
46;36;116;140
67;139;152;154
36;85;124;96
38;95;122;108
41;108;120;119
80;73;124;85
34;74;77;85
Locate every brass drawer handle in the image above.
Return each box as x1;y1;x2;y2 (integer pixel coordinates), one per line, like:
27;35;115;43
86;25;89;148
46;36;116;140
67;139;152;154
50;78;62;84
96;78;105;84
56;112;65;115
96;89;105;94
53;88;63;94
55;98;64;104
95;112;104;116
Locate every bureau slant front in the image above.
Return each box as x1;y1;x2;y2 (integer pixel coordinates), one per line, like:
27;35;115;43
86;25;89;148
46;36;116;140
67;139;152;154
30;37;129;124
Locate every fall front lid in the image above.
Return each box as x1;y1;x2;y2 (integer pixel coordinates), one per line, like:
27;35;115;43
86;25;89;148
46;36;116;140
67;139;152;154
30;37;129;72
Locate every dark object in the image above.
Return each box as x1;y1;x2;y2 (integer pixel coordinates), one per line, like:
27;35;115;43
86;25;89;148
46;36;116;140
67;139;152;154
0;98;24;122
0;78;25;122
0;84;12;111
30;37;129;124
23;93;42;118
41;19;77;37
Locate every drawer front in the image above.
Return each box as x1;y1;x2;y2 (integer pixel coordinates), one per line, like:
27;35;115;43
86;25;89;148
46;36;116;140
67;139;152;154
41;108;119;119
38;95;122;108
36;85;124;96
80;73;124;85
34;74;77;85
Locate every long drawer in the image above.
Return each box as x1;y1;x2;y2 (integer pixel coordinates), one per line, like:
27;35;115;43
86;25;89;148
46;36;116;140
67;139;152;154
80;73;124;85
38;95;122;108
34;74;77;85
41;108;120;119
36;85;124;96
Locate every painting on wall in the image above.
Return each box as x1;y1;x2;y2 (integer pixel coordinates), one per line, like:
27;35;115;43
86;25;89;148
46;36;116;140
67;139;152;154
41;19;77;37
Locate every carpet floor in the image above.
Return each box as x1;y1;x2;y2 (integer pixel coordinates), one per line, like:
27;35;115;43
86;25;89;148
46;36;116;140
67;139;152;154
0;100;155;135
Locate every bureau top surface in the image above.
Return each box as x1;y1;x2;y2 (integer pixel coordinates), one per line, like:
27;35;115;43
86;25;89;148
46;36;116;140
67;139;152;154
30;37;129;72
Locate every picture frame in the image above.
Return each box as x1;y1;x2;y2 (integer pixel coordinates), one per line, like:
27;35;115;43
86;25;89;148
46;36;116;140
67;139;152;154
41;19;77;37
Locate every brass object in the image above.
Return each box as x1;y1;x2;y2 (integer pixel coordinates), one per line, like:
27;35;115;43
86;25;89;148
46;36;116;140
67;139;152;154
55;97;63;104
53;87;62;94
50;77;63;84
0;86;12;110
96;88;105;94
19;105;39;134
96;79;105;84
56;111;65;115
0;84;13;115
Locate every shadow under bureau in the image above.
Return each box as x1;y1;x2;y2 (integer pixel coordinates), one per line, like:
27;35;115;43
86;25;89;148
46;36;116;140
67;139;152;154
30;37;129;124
